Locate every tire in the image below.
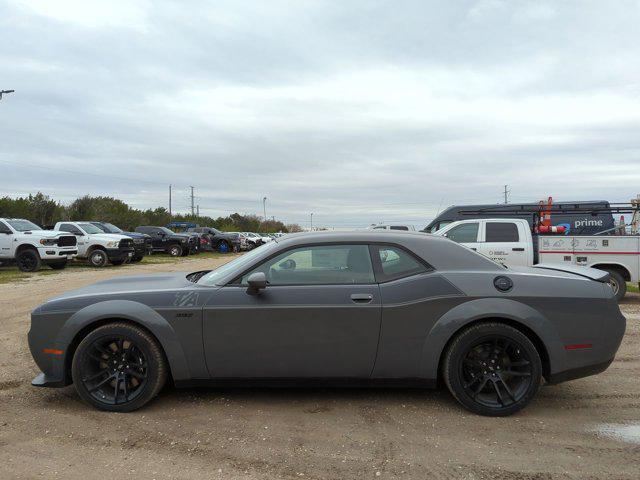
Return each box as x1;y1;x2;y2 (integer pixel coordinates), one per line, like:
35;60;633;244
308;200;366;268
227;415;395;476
217;241;231;253
17;249;41;272
71;322;168;412
88;249;109;267
443;322;542;417
48;261;67;270
131;255;144;263
605;269;626;301
167;244;183;257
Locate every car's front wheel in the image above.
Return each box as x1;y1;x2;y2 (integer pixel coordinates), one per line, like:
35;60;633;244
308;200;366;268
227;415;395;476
443;322;542;416
71;322;168;412
88;249;109;267
168;244;182;257
17;249;41;272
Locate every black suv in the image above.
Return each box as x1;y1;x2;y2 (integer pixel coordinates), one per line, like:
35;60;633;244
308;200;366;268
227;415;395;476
91;222;152;262
186;227;241;253
135;226;197;257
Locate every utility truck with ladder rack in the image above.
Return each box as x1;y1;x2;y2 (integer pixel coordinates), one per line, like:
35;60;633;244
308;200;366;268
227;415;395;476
432;197;640;301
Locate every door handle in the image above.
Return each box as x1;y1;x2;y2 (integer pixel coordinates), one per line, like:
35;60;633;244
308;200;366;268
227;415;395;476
470;248;477;251
350;293;373;304
512;247;525;251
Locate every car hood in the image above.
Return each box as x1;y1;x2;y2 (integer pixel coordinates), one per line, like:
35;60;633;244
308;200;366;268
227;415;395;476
46;272;195;304
21;230;72;238
90;233;132;242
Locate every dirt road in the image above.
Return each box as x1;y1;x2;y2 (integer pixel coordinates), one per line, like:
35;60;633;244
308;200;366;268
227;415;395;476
1;257;639;479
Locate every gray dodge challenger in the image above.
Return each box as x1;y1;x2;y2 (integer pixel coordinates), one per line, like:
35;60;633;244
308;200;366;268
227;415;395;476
29;231;626;416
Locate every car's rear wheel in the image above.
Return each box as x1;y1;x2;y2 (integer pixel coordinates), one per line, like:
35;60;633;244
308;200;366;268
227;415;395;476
443;322;542;416
605;269;626;301
131;255;144;263
88;249;109;267
71;322;168;412
17;249;41;272
168;244;182;257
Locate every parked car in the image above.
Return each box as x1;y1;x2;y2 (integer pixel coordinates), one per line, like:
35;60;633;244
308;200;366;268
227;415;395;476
90;222;152;262
29;231;625;415
229;232;250;250
435;218;640;301
243;232;271;248
54;221;134;267
368;224;416;231
134;226;196;257
187;227;241;253
0;218;77;271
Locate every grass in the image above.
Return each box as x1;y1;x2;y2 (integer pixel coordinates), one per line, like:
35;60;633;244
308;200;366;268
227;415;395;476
0;251;233;284
628;283;639;293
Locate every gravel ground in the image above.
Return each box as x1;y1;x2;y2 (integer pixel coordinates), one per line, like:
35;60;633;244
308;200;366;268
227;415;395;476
1;256;639;480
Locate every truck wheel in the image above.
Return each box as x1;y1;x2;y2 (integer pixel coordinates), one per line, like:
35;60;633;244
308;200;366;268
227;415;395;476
17;249;41;272
605;270;627;301
131;255;144;263
168;244;182;257
49;261;67;270
89;249;109;267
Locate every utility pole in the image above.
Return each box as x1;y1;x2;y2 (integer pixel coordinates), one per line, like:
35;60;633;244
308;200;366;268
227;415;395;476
310;212;313;231
190;186;195;216
503;185;510;204
196;205;200;217
169;185;172;217
262;197;267;222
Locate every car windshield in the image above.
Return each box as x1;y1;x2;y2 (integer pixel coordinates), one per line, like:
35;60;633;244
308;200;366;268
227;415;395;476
6;219;41;231
102;222;123;233
77;222;107;234
160;227;175;235
197;242;278;286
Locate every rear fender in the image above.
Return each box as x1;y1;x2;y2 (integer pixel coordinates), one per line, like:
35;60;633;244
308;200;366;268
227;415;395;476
419;297;564;379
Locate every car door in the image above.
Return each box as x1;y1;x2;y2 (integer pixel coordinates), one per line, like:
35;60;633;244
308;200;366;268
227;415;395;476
0;221;13;258
476;220;528;266
202;244;382;378
441;221;481;251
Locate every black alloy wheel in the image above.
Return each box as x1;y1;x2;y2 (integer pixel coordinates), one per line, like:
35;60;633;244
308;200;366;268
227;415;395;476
72;322;167;412
17;249;41;272
444;322;542;416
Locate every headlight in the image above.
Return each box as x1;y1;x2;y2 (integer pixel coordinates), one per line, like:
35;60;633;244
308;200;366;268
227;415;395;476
39;238;57;246
106;241;119;248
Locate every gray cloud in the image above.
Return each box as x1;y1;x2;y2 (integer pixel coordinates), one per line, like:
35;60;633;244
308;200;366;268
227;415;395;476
1;0;639;229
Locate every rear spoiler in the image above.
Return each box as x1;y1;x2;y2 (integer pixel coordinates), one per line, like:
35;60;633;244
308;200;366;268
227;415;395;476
533;264;610;283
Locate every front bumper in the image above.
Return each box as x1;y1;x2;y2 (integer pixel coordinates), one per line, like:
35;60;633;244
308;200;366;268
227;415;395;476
38;246;78;260
105;247;135;262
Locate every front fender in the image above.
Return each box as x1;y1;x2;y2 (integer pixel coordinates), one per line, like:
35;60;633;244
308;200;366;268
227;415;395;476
57;300;191;382
418;297;564;379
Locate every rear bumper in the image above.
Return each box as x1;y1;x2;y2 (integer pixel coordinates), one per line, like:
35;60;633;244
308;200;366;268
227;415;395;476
546;358;614;384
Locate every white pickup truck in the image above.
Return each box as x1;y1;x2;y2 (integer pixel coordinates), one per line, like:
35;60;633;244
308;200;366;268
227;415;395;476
435;218;639;301
0;218;78;271
53;221;135;267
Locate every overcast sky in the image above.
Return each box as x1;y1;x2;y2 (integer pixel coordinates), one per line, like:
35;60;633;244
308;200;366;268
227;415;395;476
1;0;639;228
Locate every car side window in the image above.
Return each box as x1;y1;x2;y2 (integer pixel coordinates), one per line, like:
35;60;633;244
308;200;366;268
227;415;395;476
485;222;519;242
0;221;12;234
59;223;82;235
241;245;375;285
390;226;408;231
372;245;429;282
444;223;479;243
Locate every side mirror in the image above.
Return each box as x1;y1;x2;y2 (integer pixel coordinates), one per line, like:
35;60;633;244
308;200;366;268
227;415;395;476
246;272;267;295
